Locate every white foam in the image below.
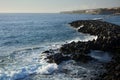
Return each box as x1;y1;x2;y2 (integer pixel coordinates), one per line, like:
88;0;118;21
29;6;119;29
0;63;58;80
82;35;98;42
37;63;58;74
49;43;62;49
68;35;98;43
92;18;103;20
76;25;84;30
0;50;58;80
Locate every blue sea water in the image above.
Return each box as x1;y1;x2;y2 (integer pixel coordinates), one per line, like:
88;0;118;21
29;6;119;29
0;13;120;80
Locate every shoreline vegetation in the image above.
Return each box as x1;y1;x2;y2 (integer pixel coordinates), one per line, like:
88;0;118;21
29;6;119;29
42;20;120;79
60;7;120;15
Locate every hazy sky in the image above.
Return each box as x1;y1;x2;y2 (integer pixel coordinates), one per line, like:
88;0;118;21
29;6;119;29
0;0;120;13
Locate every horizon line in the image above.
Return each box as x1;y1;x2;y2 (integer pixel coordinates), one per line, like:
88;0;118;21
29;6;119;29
0;12;60;14
0;6;119;14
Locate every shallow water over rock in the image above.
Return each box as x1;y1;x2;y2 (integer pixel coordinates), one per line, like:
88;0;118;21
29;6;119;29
90;50;112;62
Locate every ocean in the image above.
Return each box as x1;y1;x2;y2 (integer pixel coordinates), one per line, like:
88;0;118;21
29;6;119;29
0;13;120;80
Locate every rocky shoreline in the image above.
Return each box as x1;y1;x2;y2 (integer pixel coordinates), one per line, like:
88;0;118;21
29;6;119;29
42;20;120;80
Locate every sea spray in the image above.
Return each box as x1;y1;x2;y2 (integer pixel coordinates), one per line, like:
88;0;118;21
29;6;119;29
37;63;58;74
0;51;58;80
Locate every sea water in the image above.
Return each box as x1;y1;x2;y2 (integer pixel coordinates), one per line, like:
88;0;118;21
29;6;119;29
0;13;120;80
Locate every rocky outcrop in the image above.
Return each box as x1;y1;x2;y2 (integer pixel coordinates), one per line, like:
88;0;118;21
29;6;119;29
43;20;120;64
68;20;120;80
69;20;120;52
42;20;120;79
43;48;93;64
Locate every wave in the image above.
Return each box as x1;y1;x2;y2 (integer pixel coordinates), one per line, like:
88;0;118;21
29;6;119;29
0;45;58;80
0;63;58;80
37;63;58;74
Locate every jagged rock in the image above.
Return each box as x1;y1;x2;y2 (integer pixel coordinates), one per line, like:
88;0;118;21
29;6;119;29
46;53;71;64
42;20;120;79
69;20;120;52
68;20;120;80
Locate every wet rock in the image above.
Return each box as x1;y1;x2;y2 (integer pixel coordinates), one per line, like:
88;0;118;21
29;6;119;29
46;53;71;64
68;20;120;80
43;50;50;53
42;20;120;80
44;20;120;64
69;20;120;52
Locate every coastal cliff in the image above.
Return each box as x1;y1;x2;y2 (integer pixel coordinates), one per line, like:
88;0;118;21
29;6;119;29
60;7;120;15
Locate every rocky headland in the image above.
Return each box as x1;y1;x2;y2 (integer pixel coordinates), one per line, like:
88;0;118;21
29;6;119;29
42;20;120;80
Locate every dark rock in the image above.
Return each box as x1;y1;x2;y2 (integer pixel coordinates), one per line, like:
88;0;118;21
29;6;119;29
46;53;70;64
42;20;120;80
68;20;120;80
43;50;50;53
69;20;120;52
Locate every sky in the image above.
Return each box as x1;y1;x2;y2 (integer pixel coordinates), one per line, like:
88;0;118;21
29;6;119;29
0;0;120;13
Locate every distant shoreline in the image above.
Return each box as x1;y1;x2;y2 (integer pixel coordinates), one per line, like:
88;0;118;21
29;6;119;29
60;7;120;15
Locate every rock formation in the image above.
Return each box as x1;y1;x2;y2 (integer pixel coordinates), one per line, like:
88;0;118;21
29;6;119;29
42;20;120;79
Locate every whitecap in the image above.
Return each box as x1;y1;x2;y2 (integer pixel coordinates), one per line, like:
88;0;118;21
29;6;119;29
0;49;58;80
37;63;58;74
